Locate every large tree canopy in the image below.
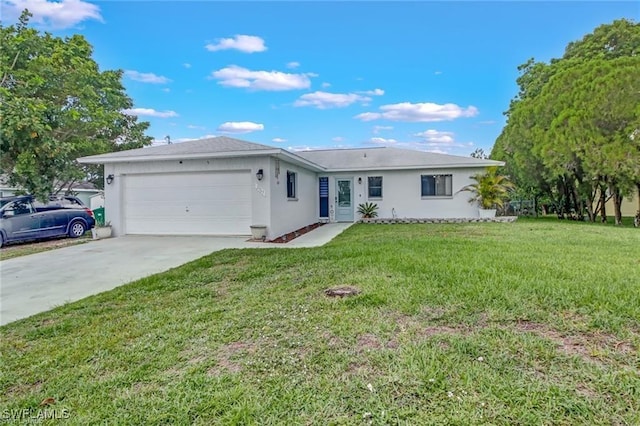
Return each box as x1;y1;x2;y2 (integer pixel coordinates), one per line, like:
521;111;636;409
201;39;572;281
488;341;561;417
0;11;152;200
493;19;640;224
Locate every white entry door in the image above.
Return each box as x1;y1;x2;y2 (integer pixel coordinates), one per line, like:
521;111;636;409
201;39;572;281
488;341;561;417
123;171;251;235
335;178;354;222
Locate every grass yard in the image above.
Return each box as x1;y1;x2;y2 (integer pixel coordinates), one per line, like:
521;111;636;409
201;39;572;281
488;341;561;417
0;234;92;260
2;220;639;424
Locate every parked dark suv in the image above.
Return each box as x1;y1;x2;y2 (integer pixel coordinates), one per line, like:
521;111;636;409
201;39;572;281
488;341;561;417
0;195;95;248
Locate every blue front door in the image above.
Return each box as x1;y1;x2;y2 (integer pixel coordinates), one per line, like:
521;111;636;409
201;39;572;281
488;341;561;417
319;177;329;218
335;179;354;222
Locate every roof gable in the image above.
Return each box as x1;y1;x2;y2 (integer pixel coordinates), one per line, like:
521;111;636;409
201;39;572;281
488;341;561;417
78;136;276;162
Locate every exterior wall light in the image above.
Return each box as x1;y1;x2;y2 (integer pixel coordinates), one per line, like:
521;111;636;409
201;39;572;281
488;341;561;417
256;169;264;181
106;174;115;185
358;177;362;184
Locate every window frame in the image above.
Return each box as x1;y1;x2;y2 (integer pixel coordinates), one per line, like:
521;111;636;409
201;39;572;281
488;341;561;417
367;176;383;199
286;170;297;200
420;174;453;198
2;199;34;217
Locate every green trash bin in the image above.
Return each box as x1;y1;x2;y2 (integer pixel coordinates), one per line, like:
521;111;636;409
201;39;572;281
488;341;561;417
93;207;105;226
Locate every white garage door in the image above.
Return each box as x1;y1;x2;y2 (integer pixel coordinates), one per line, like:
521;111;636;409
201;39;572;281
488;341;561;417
124;171;252;235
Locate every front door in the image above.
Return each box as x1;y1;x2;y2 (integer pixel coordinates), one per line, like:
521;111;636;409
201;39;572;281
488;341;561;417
335;179;354;222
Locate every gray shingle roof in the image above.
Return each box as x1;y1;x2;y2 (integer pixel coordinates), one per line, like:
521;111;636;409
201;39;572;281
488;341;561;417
79;136;276;162
78;136;503;170
295;147;503;170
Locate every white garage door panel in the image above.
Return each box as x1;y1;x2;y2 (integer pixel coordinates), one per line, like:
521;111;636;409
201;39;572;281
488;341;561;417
124;172;252;235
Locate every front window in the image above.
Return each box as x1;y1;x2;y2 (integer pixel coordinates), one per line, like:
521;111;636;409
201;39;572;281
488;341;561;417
368;176;382;198
2;199;33;217
421;174;452;197
287;171;297;198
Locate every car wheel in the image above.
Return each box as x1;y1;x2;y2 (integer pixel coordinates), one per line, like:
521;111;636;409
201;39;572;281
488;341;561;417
0;233;4;248
68;221;86;238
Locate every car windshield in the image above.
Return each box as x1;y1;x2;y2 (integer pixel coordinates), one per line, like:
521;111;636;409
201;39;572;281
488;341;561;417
0;199;13;209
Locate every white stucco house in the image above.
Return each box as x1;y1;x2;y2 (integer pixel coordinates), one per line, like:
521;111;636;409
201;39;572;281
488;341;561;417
78;136;504;239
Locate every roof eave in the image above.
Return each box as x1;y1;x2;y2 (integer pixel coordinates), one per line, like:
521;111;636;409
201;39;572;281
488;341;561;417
78;149;284;164
323;161;505;173
274;151;326;172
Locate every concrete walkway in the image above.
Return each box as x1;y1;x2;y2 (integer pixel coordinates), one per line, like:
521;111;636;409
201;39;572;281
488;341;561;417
0;223;353;326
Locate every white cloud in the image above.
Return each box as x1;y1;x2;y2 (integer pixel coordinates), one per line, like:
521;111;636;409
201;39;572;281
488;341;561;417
205;35;266;53
162;88;170;93
286;61;300;69
358;88;384;96
373;125;393;134
321;82;331;88
355;102;478;122
414;129;455;144
478;120;496;125
210;65;313;91
272;137;287;143
183;63;192;69
122;108;178;118
294;91;371;109
217;121;264;134
187;124;205;130
368;137;397;145
1;0;102;29
125;70;171;84
426;148;447;154
434;71;443;75
332;136;345;142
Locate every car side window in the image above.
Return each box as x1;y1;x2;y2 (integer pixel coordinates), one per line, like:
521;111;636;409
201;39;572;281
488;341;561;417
62;198;83;207
45;197;83;208
3;200;33;217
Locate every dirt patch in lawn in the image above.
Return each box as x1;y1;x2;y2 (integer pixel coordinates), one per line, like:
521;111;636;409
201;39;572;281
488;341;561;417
321;331;344;348
208;341;258;376
515;320;636;362
357;333;383;352
5;380;43;397
420;325;469;337
390;310;474;339
325;286;361;298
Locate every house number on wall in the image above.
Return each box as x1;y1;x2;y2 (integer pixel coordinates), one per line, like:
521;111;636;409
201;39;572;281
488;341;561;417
254;184;266;197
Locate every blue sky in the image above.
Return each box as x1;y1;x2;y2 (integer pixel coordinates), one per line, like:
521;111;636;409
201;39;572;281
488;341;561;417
2;1;638;155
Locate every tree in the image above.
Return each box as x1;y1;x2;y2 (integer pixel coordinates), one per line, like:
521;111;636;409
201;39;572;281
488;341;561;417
460;167;515;210
470;148;488;159
0;11;152;200
492;19;640;224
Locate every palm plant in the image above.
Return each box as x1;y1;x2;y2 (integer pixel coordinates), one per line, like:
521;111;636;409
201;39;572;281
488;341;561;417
357;202;379;218
460;167;515;209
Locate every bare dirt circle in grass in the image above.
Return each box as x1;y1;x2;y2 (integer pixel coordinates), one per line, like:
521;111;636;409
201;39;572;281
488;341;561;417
324;286;361;297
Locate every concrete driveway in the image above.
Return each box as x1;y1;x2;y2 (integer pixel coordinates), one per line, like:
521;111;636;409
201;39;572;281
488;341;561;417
0;223;352;326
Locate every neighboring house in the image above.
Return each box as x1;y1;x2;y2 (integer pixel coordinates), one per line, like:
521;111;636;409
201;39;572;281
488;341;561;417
595;190;639;218
0;177;102;207
78;136;504;239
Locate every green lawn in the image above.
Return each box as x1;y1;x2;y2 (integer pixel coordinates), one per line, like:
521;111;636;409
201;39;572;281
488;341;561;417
2;220;639;424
